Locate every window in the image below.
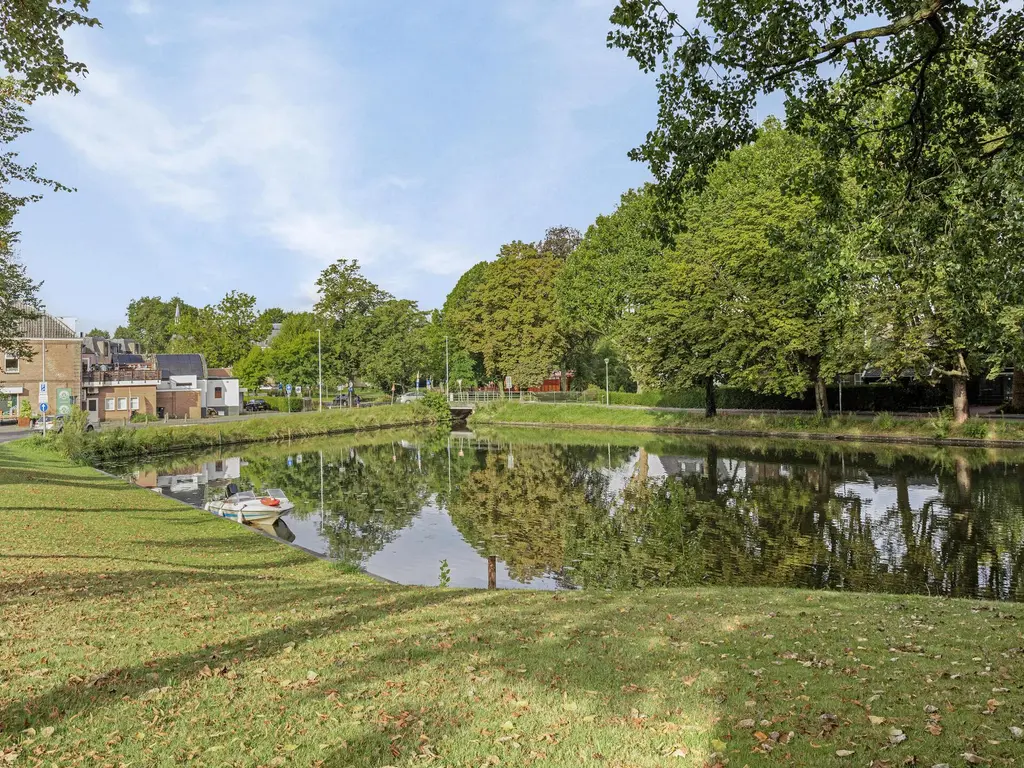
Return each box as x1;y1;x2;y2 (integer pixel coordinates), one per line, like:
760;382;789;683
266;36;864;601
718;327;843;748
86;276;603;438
87;399;97;413
214;386;223;399
117;397;128;411
130;396;140;411
104;397;115;411
3;353;17;374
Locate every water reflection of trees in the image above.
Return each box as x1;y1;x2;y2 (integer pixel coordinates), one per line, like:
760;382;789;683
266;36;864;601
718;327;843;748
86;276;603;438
240;442;432;566
133;431;1024;599
443;439;1024;599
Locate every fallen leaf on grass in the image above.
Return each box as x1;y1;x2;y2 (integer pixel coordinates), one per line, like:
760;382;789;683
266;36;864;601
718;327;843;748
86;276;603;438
868;715;886;726
962;754;990;765
888;728;907;745
836;749;855;757
925;724;942;736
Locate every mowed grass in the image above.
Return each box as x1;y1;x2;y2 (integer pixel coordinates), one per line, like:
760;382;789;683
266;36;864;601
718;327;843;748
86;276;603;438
471;402;1024;445
2;441;1023;767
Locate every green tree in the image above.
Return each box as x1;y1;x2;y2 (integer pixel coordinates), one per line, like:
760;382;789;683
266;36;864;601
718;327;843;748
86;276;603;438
314;259;391;393
0;251;39;361
171;291;258;368
360;299;429;392
642;126;844;416
254;307;287;345
116;296;197;353
85;327;108;338
440;261;490;384
265;313;331;393
609;0;1024;195
233;345;269;390
1;4;100;341
558;187;664;390
458;241;565;387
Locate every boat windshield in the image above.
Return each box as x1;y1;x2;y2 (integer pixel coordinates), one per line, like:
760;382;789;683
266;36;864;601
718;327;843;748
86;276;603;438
232;491;256;501
265;488;287;500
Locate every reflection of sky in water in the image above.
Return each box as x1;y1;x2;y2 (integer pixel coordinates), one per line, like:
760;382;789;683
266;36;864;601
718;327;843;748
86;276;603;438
119;434;1024;600
363;505;559;590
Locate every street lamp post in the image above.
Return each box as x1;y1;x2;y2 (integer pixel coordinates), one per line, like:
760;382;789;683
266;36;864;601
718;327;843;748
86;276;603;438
445;335;450;400
317;329;323;413
604;358;610;406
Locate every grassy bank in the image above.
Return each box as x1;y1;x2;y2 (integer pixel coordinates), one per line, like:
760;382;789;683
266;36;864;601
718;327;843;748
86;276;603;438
3;441;1024;766
471;401;1024;446
48;404;435;463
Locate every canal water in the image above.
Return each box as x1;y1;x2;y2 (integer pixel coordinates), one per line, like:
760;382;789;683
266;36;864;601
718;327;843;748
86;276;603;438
104;428;1024;599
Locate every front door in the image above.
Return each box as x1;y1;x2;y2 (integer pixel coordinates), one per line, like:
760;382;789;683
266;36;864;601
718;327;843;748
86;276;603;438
86;398;99;424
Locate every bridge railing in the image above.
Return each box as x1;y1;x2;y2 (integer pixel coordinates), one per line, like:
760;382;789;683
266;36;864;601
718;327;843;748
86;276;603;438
449;390;602;405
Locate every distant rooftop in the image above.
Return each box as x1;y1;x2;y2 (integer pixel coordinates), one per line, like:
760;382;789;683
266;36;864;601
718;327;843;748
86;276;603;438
16;307;78;340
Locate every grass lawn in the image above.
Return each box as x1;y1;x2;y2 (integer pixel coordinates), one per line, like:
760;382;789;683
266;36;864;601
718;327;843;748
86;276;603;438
471;401;1024;446
2;439;1023;767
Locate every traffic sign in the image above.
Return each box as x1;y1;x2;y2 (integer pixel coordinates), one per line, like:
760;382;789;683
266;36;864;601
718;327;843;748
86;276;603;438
285;384;292;395
39;402;49;413
38;381;49;403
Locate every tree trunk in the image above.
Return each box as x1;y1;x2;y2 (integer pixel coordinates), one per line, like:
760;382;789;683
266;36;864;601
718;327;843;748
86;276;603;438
814;376;830;417
952;376;969;424
560;361;568;392
1013;367;1024;410
487;556;497;590
955;455;972;496
704;377;717;418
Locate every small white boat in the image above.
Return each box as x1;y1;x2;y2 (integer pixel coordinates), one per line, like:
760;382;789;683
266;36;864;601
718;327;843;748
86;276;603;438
205;486;293;524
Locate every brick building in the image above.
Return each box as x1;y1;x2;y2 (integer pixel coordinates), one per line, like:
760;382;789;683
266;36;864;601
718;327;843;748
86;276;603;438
1;311;82;421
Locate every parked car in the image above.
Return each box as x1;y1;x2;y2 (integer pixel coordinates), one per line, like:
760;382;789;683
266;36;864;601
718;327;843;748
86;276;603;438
398;392;425;404
33;415;94;433
244;399;270;412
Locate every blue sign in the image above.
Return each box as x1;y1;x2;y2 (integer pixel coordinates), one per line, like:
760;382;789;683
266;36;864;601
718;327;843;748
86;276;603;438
285;384;292;395
39;402;49;413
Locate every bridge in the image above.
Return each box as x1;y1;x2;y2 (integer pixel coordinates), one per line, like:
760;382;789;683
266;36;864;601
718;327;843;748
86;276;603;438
447;390;522;419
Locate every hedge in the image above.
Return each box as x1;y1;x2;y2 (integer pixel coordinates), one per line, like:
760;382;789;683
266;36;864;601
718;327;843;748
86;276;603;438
48;404;436;464
263;396;306;412
608;383;951;412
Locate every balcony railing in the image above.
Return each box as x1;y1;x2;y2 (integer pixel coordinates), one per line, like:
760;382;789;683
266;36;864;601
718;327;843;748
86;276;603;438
82;369;162;385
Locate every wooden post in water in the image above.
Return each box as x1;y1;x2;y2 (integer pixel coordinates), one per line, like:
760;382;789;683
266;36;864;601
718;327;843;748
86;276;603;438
487;556;497;590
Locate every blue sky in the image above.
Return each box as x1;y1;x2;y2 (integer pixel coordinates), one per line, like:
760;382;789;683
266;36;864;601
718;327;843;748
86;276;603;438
15;0;663;334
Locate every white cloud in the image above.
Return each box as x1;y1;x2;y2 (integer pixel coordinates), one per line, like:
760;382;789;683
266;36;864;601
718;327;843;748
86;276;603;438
32;1;652;313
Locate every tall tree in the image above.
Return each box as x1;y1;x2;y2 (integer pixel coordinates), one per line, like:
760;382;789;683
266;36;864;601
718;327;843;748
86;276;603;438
557;188;664;391
440;261;490;381
233;345;269;390
171;291;258;368
360;299;430;392
314;259;391;391
1;3;100;348
647;126;844;415
115;296;196;353
0;252;39;361
609;0;1024;195
265;313;329;392
461;241;565;387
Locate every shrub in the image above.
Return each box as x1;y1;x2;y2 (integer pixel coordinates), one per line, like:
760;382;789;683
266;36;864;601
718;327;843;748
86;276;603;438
264;396;304;412
960;419;991;440
42;405;434;464
19;398;31;419
130;412;159;423
51;407;91;461
416;390;452;427
928;408;953;439
872;412;898;431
